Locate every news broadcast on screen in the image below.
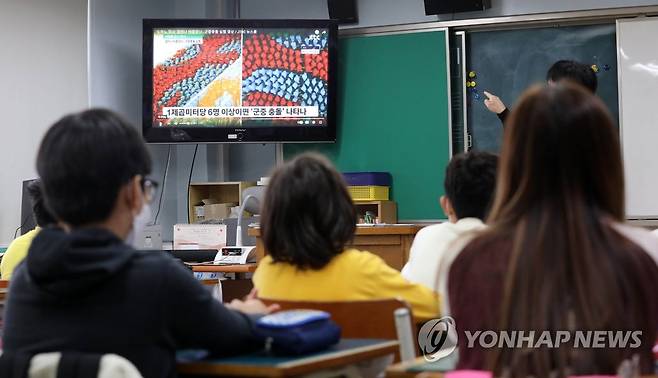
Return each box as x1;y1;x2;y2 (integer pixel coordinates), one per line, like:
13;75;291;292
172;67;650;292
151;26;329;128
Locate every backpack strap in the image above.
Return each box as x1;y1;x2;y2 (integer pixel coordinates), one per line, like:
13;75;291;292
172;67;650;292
0;351;32;378
57;352;101;378
76;354;100;378
56;353;78;378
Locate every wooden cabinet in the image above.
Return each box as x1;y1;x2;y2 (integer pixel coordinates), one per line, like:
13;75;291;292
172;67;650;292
354;200;397;224
249;225;423;271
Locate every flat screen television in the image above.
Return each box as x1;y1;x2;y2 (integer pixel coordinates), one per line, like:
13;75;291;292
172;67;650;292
142;19;337;143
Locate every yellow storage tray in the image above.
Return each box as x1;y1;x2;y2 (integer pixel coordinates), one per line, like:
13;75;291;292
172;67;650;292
348;185;389;201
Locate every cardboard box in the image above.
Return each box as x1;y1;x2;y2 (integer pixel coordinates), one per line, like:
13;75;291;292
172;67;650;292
205;203;235;221
193;199;236;223
188;181;256;223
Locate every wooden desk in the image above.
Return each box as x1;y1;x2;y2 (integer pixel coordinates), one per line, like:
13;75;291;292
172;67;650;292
249;225;425;270
386;357;443;378
188;263;258;274
178;338;398;377
186;264;257;303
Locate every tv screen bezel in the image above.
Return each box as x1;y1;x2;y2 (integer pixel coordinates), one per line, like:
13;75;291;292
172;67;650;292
142;18;338;144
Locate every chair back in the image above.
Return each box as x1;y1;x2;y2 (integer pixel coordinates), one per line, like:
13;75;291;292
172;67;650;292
260;297;416;362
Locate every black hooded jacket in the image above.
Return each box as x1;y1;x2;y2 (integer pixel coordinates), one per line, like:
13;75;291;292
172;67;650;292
3;227;260;378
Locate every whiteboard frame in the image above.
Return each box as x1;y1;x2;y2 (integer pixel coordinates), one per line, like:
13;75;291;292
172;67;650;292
455;31;469;152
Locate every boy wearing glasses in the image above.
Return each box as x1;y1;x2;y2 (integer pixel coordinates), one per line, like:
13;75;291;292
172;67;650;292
3;109;277;378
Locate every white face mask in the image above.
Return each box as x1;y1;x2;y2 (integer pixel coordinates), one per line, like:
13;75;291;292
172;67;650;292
125;203;152;248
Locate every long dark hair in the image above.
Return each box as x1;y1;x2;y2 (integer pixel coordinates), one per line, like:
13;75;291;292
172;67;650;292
261;153;357;270
487;84;657;376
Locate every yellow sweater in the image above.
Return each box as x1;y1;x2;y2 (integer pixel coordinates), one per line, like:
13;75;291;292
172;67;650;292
1;227;40;280
253;249;440;319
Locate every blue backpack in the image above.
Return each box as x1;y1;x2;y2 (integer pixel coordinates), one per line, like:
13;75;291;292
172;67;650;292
254;310;341;355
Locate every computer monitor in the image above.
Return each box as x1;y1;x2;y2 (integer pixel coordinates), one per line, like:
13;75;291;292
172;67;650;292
20;179;37;235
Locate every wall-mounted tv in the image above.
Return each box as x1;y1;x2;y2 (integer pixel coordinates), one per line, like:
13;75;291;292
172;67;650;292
142;19;337;143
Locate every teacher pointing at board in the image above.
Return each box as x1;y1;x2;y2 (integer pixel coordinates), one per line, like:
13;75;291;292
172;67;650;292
483;60;598;124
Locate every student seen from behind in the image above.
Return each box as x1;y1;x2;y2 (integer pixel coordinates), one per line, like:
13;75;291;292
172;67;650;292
252;153;439;319
1;180;55;280
401;151;497;314
449;83;658;377
3;109;277;378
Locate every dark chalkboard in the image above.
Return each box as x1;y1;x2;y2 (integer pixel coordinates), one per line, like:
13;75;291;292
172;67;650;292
465;23;619;152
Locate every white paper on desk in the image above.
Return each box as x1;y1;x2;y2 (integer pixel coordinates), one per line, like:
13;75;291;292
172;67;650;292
177;244;199;250
173;224;227;251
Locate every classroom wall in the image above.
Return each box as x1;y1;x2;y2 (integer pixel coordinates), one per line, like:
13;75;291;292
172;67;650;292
227;0;658;214
9;0;651;245
239;0;658;26
88;0;229;241
0;0;88;246
88;0;279;241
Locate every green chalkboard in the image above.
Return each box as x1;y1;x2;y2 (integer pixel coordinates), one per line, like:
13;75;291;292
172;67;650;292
284;30;451;220
464;23;619;152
